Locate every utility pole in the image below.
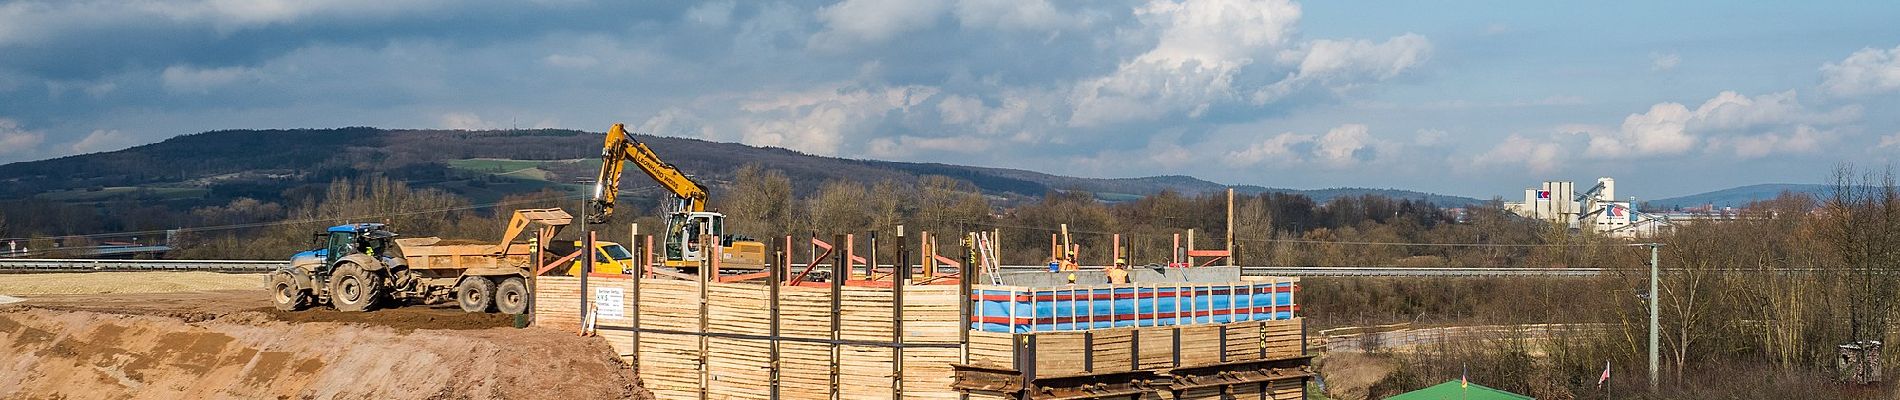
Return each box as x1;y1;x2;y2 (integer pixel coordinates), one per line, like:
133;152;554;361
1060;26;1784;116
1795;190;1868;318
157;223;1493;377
1646;243;1661;393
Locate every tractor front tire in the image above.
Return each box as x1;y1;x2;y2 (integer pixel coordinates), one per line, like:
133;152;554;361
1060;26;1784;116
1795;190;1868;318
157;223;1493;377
268;272;308;311
330;263;383;312
457;277;496;313
495;277;529;315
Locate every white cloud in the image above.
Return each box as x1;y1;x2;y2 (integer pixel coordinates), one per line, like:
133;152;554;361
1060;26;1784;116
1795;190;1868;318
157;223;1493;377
1575;90;1856;158
160;65;260;93
1258;33;1431;102
1474;134;1565;173
809;0;949;50
0;0;454;45
1879;132;1900;149
69;129;134;154
1313;124;1369;166
1820;44;1900;97
1068;0;1430;127
1651;52;1679;71
0;119;45;155
1413;128;1447;146
1720;125;1825;159
1069;0;1304;126
953;0;1082;32
1225;123;1376;168
1225;132;1312;166
676;83;943;155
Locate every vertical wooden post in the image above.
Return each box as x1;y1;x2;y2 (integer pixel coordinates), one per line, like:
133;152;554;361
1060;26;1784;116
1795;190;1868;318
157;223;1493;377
1226;188;1236;266
892;227;908;399
1186;229;1196;267
1049;233;1059;263
1171;233;1181;267
868;232;878;280
845;234;858;282
698;236;713;400
829;234;846;400
958;232;973;400
642;234;655;278
630;233;644;372
581;232;594;325
769;239;783;400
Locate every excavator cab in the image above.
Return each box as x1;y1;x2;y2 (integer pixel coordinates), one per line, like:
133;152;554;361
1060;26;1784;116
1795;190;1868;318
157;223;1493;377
663;211;725;265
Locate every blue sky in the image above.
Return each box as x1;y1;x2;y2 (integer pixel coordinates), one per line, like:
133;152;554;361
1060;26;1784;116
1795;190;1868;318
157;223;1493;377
1;1;1896;199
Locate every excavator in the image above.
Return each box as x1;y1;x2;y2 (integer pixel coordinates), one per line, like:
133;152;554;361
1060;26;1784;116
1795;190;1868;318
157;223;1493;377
588;123;767;270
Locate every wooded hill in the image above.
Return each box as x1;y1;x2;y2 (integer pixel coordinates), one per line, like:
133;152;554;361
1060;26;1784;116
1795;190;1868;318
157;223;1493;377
0;127;1483;209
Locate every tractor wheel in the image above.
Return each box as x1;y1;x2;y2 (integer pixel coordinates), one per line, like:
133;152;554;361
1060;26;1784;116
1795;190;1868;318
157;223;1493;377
495;277;529;315
456;277;497;313
268;272;308;311
329;263;383;312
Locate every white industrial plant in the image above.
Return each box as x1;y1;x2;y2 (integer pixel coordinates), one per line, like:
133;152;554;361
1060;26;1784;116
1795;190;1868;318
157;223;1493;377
1503;177;1673;238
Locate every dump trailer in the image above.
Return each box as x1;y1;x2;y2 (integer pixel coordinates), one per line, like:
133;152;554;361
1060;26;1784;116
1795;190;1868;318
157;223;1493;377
267;208;574;314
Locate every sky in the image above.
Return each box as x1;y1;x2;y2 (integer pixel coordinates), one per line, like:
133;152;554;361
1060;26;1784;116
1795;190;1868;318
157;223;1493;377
1;0;1897;199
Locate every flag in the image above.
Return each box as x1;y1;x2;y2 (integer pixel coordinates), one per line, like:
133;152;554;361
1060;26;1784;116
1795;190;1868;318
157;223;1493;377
1597;360;1610;387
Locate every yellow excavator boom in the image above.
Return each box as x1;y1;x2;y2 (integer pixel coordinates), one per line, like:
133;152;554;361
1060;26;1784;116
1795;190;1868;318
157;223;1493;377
588;123;709;223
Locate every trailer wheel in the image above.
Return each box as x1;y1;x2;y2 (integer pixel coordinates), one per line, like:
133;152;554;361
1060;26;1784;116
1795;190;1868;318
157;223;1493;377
495;277;528;315
330;263;382;312
268;272;308;311
456;277;496;313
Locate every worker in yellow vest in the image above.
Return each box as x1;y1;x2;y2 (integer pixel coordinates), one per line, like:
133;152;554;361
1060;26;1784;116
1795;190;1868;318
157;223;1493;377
1106;258;1130;284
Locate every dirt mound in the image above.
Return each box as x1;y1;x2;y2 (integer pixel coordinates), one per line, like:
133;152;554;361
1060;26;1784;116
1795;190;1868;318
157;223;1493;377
0;290;649;399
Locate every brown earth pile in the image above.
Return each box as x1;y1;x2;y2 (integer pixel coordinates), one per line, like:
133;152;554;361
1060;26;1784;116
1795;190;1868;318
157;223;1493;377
0;290;649;400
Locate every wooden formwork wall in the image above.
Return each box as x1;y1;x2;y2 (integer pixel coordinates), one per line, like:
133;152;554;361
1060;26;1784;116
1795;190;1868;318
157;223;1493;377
965;319;1304;376
535;275;964;400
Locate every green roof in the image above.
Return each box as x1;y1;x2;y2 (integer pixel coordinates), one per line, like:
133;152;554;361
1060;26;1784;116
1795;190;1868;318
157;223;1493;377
1386;380;1533;400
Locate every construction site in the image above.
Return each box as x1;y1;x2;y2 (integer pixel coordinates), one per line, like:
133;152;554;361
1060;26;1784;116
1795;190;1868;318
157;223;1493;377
0;124;1313;400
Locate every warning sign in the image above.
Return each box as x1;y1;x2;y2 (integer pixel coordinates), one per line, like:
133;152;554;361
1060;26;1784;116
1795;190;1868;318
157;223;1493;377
593;287;625;320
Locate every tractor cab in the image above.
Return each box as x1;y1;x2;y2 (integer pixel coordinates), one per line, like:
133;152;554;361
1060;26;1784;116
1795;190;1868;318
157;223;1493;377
292;223;397;274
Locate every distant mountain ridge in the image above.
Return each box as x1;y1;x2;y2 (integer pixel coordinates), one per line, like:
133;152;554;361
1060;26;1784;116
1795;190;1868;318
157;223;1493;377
0;127;1477;207
1646;184;1835;209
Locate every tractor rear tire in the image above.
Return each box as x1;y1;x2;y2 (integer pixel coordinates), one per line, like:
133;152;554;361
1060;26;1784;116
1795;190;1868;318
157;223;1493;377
457;277;496;313
268;272;308;311
495;277;529;315
330;263;383;312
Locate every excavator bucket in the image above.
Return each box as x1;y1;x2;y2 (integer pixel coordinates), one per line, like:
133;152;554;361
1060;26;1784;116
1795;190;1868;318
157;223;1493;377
490;208;573;254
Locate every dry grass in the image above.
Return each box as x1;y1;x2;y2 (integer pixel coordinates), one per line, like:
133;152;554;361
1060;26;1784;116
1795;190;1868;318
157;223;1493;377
0;272;263;295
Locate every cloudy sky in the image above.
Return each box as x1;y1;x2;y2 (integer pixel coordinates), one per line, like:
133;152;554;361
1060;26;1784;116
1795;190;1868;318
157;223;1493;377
2;0;1897;198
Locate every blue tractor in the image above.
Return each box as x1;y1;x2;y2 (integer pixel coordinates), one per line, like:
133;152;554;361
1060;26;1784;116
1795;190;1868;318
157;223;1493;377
269;223;406;312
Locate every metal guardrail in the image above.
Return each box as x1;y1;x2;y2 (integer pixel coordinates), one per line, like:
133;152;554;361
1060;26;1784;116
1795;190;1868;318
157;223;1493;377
0;259;285;273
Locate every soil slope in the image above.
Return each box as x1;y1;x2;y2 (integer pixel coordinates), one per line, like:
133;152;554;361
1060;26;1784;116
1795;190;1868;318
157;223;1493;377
0;286;648;399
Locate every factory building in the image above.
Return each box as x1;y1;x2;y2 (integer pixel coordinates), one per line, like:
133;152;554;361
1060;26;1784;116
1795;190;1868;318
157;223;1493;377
1503;177;1673;238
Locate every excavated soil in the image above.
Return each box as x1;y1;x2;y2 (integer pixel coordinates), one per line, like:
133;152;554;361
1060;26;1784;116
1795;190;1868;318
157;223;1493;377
0;274;650;400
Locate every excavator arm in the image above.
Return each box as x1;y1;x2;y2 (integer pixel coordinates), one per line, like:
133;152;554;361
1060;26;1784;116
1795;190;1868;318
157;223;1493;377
588;123;709;224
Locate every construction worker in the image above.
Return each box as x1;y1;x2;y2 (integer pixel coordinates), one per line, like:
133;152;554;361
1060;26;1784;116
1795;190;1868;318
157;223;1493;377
1106;258;1130;284
1059;250;1080;271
